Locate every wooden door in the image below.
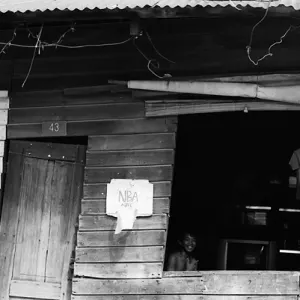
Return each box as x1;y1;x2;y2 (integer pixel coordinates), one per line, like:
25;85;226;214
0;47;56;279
0;140;85;300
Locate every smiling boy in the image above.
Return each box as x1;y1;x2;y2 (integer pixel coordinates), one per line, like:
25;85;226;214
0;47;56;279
166;231;199;271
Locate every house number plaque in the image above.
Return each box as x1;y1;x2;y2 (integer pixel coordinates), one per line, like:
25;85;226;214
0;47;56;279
42;121;67;136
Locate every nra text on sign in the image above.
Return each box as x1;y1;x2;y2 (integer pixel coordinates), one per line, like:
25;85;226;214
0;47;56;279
42;121;67;136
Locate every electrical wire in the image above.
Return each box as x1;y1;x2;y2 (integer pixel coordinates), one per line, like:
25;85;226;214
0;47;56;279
246;0;271;65
133;38;168;79
0;28;16;54
22;25;43;88
0;34;133;50
0;23;171;82
247;23;300;66
247;0;271;53
145;31;175;64
55;24;76;47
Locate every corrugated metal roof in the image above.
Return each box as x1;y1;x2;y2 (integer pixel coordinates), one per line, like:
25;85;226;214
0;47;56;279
0;0;298;13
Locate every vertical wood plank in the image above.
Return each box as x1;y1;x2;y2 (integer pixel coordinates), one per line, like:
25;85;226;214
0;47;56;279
0;152;23;300
61;146;85;300
37;161;55;280
12;159;52;281
46;161;72;283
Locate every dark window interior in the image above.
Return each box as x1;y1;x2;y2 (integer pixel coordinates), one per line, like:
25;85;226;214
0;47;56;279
166;111;300;271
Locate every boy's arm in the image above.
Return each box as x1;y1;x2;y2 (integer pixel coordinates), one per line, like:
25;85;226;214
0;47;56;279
166;253;177;271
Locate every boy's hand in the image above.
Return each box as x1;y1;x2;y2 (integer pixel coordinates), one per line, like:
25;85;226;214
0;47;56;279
186;257;198;271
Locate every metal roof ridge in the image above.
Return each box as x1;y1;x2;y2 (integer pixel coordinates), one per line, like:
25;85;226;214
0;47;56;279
0;0;298;13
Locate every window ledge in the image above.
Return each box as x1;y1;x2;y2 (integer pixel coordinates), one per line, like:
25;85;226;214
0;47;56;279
163;270;300;278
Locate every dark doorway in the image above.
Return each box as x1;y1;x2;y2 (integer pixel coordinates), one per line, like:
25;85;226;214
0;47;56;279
166;111;300;271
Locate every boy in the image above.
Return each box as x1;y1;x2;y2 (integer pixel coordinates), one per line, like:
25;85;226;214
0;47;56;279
166;230;199;271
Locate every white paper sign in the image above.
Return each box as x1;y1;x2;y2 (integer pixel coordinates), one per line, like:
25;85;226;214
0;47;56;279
106;179;153;234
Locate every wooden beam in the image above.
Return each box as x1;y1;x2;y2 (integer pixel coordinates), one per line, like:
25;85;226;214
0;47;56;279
9;140;83;162
145;100;300;117
8;102;145;124
78;214;168;231
77;230;166;247
7;117;177;138
83;181;172;199
84;165;173;183
74;262;163;279
88;133;176;151
75;246;164;263
72;272;300;295
86;149;174;167
81;197;170;214
10;280;61;299
10;90;133;108
72;296;299;300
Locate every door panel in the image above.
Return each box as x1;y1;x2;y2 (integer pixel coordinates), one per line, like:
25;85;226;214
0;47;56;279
13;158;54;282
0;140;85;300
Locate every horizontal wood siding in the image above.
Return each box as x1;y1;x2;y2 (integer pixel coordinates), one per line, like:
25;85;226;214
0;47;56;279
9;102;144;123
74;108;177;288
86;149;174;166
81;198;170;214
7;88;177;138
75;246;164;263
84;181;172;199
73;272;300;295
72;296;298;300
77;230;166;247
10;280;61;299
79;214;168;231
74;263;163;279
85;165;173;183
87;133;175;151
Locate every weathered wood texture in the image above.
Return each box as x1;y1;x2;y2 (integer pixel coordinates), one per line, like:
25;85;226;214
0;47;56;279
9;140;85;162
81;198;170;214
77;230;166;247
0;141;85;300
145;100;300;117
74;263;163;279
86;150;174;166
0;152;24;300
7;87;179;139
72;296;298;300
88;133;175;151
85;165;173;183
74;113;177;284
73;272;300;295
84;181;172;199
8;117;177;139
79;214;167;231
75;246;164;263
10;280;61;299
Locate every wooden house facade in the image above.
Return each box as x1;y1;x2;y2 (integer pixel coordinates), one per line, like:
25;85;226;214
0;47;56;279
1;1;300;300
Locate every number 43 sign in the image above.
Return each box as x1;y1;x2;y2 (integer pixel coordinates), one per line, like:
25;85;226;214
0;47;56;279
42;121;67;136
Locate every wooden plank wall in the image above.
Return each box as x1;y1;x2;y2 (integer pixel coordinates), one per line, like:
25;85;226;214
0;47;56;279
74;109;177;281
72;271;300;299
8;87;300;299
7;87;151;138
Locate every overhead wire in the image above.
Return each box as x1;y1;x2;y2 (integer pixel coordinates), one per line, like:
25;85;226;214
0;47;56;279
22;25;44;88
145;31;175;64
133;37;168;79
246;0;300;66
0;23;172;82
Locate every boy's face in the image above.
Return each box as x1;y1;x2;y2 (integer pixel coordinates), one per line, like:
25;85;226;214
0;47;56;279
182;233;197;253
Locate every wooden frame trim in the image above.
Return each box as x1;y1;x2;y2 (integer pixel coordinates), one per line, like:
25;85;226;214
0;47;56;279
145;100;300;117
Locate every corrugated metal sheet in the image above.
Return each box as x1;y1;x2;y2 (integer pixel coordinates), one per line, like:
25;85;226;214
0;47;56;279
0;0;298;13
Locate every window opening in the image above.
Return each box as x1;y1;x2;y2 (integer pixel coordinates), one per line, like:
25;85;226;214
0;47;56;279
165;111;300;272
